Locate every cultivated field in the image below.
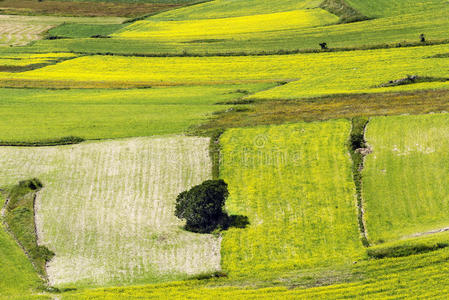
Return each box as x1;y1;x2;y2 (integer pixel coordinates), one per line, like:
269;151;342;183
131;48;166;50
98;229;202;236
0;15;124;46
0;84;272;142
4;44;449;97
363;113;449;243
115;9;338;39
219;121;362;277
3;0;449;298
0;136;219;287
152;0;322;20
22;0;449;56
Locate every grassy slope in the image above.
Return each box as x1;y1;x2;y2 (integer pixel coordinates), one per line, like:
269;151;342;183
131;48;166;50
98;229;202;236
0;84;273;142
4;44;449;97
17;0;449;56
151;0;322;20
363;113;449;243
219;121;362;277
0;193;45;297
0;136;218;288
346;0;445;18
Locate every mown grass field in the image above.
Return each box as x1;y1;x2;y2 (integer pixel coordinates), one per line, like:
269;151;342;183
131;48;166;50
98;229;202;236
219;121;362;277
0;136;219;287
363;113;449;243
4;44;449;98
0;14;124;46
0;84;272;142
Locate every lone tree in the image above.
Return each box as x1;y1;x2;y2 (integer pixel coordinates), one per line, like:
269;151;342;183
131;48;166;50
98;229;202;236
319;42;328;50
175;179;229;233
420;33;426;43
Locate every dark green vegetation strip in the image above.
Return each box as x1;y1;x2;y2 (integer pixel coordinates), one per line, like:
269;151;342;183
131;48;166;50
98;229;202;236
46;39;449;58
47;23;126;39
367;233;449;259
2;179;54;278
349;117;370;247
320;0;370;23
0;136;85;147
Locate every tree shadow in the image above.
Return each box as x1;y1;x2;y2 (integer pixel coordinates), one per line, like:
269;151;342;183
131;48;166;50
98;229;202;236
227;214;250;229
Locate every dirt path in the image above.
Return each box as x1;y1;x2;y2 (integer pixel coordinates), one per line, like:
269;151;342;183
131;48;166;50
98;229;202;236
406;227;449;239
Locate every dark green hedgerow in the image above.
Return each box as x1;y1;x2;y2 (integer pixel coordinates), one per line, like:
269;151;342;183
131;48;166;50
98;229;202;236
349;117;370;247
3;179;54;277
0;136;84;147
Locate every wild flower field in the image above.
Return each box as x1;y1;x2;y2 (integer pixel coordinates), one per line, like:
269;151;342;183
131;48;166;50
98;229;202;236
363;113;449;243
0;136;219;287
219;120;362;277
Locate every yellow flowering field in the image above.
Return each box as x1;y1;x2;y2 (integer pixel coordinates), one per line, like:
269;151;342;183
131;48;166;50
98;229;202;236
219;120;362;276
114;9;338;40
3;44;449;98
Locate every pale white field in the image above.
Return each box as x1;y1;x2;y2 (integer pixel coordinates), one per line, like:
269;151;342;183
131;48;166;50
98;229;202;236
0;136;220;287
0;15;124;46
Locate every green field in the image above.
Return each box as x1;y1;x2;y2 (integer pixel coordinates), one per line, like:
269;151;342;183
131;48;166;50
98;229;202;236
0;84;272;142
219;121;362;277
346;0;446;17
0;136;219;287
0;194;45;297
363;113;449;243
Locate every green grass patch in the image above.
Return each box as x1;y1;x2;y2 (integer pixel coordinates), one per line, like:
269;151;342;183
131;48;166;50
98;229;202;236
364;113;449;243
0;195;46;297
47;23;126;38
3;179;54;277
0;84;273;143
